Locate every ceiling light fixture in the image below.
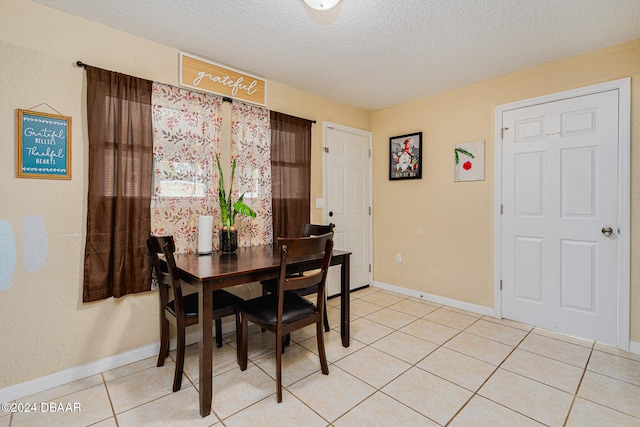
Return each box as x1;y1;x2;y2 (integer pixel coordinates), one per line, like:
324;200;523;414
303;0;341;11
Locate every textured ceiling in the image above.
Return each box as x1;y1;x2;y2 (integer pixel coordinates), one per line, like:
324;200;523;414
32;0;640;111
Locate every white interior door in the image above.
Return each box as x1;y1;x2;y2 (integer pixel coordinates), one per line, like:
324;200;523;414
500;89;621;345
324;123;372;296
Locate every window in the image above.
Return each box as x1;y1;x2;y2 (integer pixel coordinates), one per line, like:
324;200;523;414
150;83;222;254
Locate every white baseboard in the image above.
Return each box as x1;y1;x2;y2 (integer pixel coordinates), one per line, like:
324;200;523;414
372;281;640;355
372;280;495;317
0;331;202;404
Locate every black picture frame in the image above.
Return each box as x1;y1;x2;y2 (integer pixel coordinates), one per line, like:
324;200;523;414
389;132;422;180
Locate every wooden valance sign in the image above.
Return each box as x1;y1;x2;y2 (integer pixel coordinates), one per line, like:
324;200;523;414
179;53;267;106
16;109;72;179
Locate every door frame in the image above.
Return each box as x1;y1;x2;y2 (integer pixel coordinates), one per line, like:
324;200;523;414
322;121;374;290
493;78;631;350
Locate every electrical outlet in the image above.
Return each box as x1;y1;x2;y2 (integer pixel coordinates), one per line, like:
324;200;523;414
396;253;402;263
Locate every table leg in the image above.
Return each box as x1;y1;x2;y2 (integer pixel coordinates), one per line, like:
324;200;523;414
340;254;350;347
198;283;213;417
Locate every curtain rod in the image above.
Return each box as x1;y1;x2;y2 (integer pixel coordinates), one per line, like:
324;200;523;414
76;61;315;123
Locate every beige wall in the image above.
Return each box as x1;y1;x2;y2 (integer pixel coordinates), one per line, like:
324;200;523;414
371;39;640;341
0;0;368;389
1;0;638;392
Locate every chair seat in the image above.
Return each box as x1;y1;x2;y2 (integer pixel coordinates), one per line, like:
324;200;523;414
238;293;316;325
165;290;244;318
261;276;328;333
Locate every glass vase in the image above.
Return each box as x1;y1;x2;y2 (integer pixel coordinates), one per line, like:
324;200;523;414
219;227;238;254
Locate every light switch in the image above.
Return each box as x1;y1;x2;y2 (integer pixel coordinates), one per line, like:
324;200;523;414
315;198;324;208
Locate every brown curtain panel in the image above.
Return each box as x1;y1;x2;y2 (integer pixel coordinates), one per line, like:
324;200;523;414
270;112;312;239
83;66;153;302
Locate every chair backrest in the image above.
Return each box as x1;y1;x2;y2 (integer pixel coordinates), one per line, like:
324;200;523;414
301;223;335;237
147;235;186;316
276;232;334;309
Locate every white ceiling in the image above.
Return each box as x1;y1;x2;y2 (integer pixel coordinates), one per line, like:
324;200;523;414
33;0;640;111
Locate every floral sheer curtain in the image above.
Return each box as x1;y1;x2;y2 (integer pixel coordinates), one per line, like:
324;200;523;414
231;101;273;246
150;83;222;253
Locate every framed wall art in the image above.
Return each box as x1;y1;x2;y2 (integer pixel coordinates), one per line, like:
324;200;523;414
389;131;422;180
454;140;484;182
16;109;72;179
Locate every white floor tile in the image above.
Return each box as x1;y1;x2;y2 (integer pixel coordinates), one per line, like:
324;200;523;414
334;346;411;389
12;383;112;427
383;367;473;425
417;346;496;391
479;369;573;426
449;395;545;427
116;386;219;426
22;288;637;426
223;390;327;427
334;391;438;427
577;371;640;418
501;349;584;393
288;366;375;422
566;398;640;427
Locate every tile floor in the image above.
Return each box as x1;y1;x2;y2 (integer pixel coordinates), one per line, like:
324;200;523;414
4;287;640;426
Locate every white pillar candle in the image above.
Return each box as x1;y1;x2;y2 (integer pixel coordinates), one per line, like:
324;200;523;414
197;215;213;254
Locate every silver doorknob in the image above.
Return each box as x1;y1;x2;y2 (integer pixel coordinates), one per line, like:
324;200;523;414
601;227;613;236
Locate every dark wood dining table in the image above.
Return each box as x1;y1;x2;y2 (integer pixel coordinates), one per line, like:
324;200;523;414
171;244;352;417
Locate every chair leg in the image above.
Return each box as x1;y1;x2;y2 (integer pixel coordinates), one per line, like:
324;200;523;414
173;323;185;392
276;333;283;403
157;315;170;367
261;286;269;333
323;305;330;332
316;321;329;375
283;333;291;350
215;318;223;348
239;313;248;371
235;311;241;366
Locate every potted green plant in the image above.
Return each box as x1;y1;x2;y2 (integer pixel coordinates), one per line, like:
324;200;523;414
216;154;257;253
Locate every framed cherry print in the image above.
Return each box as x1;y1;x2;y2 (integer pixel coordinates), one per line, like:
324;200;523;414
454;140;484;182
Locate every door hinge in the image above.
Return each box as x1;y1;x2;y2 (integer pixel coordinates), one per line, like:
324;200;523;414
501;204;503;215
369;264;372;273
501;127;509;139
369;206;371;215
500;279;503;290
323;146;329;153
369;149;372;158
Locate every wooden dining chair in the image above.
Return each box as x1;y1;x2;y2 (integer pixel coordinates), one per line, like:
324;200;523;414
147;235;243;392
238;232;334;402
260;223;335;333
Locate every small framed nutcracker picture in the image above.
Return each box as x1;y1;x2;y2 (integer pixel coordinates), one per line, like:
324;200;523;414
389;132;422;180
